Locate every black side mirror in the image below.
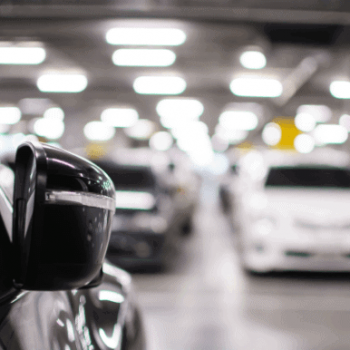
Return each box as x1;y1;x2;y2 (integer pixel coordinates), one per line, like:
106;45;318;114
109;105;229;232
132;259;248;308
13;142;115;291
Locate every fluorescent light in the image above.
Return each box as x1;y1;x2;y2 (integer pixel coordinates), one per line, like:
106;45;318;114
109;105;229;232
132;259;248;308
112;49;176;67
0;124;10;133
101;108;139;128
171;121;208;139
230;78;282;97
0;107;21;124
297;105;331;122
43;107;64;121
211;134;229;152
124;119;155;139
314;124;348;144
186;144;215;166
0;47;45;65
134;76;186;95
330;81;350;99
262;122;282;146
149;131;173;151
34;118;65;140
219;111;258;130
294;134;315;153
294;113;316;132
84;121;116;141
240;51;266;70
156;98;203;120
339;114;350;131
37;74;88;93
106;28;186;46
115;191;156;210
215;125;248;144
176;133;212;153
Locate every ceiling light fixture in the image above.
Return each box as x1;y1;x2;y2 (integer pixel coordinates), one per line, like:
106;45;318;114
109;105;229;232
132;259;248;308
240;51;266;70
156;98;203;121
262;122;282;146
0;47;46;65
133;76;186;95
0;107;21;124
149;131;173;151
219;111;258;130
294;113;316;132
314;124;348;144
37;74;88;93
101;108;139;128
171;121;208;139
294;134;315;153
296;105;331;123
43;107;65;121
34;118;65;140
230;78;282;98
124;119;155;139
330;81;350;99
112;49;176;67
84;121;116;141
339;114;350;131
106;28;186;46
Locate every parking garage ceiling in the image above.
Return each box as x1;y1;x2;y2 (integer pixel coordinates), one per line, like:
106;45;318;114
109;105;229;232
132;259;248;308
1;0;350;150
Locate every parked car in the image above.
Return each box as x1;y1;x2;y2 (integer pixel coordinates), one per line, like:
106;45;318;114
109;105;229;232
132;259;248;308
233;149;350;274
162;150;200;235
0;142;146;350
93;159;180;270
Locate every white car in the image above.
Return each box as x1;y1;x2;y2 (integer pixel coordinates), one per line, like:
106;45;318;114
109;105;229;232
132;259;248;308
234;149;350;273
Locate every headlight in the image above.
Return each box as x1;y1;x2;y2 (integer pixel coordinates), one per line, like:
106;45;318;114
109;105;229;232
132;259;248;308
253;217;276;236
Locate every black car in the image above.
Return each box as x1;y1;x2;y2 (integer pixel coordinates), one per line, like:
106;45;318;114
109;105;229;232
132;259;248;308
0;142;146;350
94;160;179;270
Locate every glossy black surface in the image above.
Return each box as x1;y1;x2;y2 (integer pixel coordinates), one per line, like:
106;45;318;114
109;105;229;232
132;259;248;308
0;158;146;350
13;142;116;290
0;262;145;350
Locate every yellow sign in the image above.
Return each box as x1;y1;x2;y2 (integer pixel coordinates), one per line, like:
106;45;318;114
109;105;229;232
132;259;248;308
272;117;301;150
86;143;107;160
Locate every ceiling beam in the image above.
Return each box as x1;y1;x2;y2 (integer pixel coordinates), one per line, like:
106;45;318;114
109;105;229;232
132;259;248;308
1;4;350;25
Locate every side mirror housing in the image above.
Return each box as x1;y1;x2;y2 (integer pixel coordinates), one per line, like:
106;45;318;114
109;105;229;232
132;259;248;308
13;142;115;291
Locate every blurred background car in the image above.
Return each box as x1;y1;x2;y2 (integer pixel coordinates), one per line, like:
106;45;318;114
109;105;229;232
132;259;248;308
233;149;350;273
161;149;201;235
94;157;181;270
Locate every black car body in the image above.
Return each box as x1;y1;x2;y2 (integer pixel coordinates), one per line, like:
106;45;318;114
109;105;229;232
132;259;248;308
94;160;179;269
0;143;146;350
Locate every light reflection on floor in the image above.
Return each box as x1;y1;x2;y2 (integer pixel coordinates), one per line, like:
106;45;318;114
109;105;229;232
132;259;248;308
132;177;350;350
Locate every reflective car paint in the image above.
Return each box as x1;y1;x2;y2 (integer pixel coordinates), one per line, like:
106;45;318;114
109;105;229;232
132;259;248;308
0;160;146;350
0;262;145;350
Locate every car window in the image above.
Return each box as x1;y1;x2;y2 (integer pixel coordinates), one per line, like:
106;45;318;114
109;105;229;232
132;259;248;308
265;167;350;188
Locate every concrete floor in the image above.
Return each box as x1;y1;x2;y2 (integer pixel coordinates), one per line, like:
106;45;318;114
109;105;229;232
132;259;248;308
133;178;350;350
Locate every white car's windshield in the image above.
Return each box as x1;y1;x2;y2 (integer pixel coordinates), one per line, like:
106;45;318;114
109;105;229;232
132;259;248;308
265;167;350;188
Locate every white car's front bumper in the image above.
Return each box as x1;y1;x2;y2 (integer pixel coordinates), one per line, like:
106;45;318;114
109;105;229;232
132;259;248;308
242;233;350;273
